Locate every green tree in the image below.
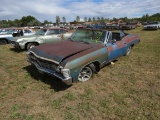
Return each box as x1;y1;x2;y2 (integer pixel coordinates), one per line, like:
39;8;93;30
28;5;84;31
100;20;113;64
56;16;60;25
7;20;14;27
97;17;100;22
93;17;95;22
141;14;149;22
84;17;87;22
88;18;92;22
28;20;41;26
14;19;21;27
44;20;50;24
113;17;117;22
20;15;37;26
100;17;105;23
62;17;66;23
76;16;80;22
0;20;8;28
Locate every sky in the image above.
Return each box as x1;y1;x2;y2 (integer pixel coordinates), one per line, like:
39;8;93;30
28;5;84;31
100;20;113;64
0;0;160;22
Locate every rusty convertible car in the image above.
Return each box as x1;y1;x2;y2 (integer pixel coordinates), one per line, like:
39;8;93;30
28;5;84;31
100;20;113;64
27;28;140;85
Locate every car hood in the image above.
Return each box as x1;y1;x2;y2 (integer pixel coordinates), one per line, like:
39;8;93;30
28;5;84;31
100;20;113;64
29;40;104;64
11;34;41;41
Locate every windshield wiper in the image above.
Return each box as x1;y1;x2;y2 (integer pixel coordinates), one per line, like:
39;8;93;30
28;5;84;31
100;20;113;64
84;41;90;44
68;38;74;41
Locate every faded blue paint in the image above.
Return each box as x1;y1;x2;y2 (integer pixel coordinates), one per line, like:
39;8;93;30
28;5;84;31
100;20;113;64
62;46;108;82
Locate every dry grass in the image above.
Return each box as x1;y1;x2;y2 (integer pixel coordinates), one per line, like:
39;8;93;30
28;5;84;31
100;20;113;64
0;27;160;120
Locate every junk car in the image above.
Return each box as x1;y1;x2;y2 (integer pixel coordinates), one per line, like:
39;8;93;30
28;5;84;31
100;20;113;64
11;28;72;50
27;28;140;85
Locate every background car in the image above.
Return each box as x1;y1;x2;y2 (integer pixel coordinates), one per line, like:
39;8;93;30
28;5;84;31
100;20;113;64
0;28;35;45
106;23;120;30
10;28;72;50
143;21;160;30
119;22;137;30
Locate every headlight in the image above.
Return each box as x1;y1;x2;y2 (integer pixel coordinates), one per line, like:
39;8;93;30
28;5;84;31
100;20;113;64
61;69;70;78
56;66;62;72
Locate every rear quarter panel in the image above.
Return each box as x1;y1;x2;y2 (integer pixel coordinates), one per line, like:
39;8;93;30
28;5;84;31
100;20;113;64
123;34;140;46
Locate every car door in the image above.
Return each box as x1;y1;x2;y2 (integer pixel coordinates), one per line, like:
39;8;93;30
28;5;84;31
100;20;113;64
44;29;62;43
106;32;127;61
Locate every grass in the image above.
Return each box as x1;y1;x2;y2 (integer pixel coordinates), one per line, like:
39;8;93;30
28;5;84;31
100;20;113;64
0;27;160;120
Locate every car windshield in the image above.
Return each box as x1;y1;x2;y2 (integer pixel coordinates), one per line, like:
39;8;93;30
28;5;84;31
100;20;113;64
6;29;15;34
70;29;106;44
35;29;47;35
46;29;60;35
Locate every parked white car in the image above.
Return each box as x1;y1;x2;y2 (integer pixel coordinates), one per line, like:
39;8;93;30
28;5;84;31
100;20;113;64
0;29;35;44
143;21;160;30
10;28;72;50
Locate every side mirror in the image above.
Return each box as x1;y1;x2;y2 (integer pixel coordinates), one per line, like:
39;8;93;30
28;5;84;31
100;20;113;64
112;39;116;43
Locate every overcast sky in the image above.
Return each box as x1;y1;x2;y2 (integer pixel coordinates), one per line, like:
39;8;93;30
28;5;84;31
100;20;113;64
0;0;160;22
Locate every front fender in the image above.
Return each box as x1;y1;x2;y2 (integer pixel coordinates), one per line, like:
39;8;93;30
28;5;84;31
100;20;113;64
19;37;42;49
34;37;45;44
61;47;108;82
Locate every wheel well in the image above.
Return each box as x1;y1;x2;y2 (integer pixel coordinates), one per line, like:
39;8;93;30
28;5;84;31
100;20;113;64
131;44;134;47
92;61;101;72
0;38;8;43
25;42;39;50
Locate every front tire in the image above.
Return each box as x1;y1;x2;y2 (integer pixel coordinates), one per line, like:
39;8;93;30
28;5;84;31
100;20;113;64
0;40;7;45
78;63;96;82
27;43;37;50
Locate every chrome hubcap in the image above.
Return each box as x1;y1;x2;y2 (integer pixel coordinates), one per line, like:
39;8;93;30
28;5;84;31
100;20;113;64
78;67;92;82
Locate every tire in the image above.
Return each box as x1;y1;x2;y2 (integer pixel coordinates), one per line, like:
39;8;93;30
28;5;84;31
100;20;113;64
78;63;96;82
27;43;37;50
125;46;132;56
0;40;7;45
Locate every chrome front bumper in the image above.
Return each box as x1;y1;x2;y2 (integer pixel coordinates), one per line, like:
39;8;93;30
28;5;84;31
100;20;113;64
27;59;72;85
10;42;21;49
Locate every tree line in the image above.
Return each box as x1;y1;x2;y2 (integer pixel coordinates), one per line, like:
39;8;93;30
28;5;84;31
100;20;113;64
0;13;160;28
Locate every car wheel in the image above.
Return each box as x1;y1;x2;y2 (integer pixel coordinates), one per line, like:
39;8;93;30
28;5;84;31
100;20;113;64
125;46;132;56
27;43;37;50
0;40;7;45
78;64;96;82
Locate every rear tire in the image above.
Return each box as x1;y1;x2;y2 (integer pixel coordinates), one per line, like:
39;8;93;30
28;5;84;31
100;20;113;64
125;46;132;55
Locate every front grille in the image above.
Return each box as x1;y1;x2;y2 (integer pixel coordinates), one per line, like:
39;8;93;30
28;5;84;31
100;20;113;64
147;26;154;28
29;54;58;70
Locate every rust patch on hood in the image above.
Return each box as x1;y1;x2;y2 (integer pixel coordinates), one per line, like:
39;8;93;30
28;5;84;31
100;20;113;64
30;40;103;63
